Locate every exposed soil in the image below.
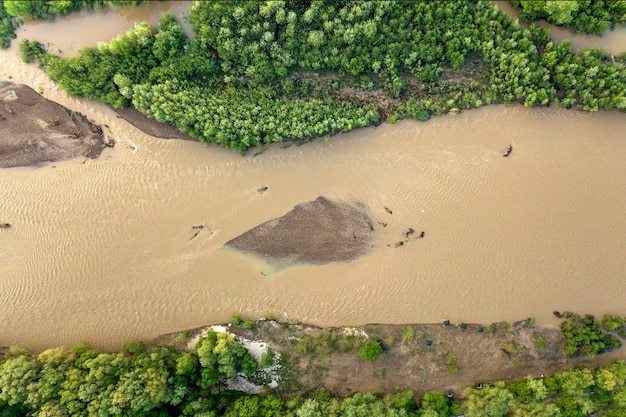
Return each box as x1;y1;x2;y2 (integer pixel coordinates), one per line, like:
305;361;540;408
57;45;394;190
154;319;620;399
225;196;375;265
113;107;195;140
0;82;109;168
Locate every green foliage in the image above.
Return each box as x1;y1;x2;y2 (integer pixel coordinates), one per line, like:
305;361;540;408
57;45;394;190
603;315;626;332
260;352;273;369
0;0;20;49
561;313;622;357
358;340;383;362
512;0;626;35
464;381;514;417
420;391;452;416
242;320;254;330
232;313;242;326
535;336;546;348
401;326;415;343
446;364;458;375
18;39;46;63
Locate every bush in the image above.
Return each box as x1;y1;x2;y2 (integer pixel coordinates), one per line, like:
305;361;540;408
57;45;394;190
535;337;546;348
260;352;274;368
358;340;383;362
232;313;242;326
603;315;626;332
242;320;254;330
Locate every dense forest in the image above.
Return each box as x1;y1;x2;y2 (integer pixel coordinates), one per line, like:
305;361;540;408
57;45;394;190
1;328;626;417
509;0;626;35
6;0;625;152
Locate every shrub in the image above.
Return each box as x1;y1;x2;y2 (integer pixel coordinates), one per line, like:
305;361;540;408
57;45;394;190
603;315;626;332
232;313;242;326
358;340;383;362
446;364;459;374
402;326;415;342
535;337;546;348
242;320;254;330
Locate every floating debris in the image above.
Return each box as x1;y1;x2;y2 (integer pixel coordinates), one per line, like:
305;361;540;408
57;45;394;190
190;225;206;241
394;241;404;248
501;144;513;157
384;207;393;214
0;222;11;229
402;228;415;238
257;186;269;193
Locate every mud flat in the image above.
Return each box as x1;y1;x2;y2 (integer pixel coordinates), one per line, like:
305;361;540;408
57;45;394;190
0;82;108;168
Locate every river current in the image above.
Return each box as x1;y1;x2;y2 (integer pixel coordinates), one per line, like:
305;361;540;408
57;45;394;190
0;2;625;351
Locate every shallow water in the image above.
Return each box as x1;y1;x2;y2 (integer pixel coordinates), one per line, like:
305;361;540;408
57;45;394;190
1;3;625;351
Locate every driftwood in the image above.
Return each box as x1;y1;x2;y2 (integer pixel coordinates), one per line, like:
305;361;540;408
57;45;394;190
501;144;513;157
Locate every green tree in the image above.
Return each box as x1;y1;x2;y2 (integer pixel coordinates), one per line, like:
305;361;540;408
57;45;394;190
358;340;383;361
464;381;514;417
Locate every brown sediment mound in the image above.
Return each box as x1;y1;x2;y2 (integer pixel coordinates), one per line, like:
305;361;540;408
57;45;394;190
0;82;109;168
226;196;374;265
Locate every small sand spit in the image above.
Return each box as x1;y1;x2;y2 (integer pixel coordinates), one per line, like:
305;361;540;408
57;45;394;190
226;196;374;265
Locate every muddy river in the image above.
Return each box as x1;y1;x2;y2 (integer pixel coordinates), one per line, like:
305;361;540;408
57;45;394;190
1;2;625;351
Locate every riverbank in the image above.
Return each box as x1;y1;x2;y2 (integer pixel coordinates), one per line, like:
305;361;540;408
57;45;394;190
153;317;625;396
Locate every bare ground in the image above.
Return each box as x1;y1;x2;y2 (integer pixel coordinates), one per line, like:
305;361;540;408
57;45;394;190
0;82;109;168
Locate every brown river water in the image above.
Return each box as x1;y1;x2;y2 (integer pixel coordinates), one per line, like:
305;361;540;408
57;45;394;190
1;2;625;351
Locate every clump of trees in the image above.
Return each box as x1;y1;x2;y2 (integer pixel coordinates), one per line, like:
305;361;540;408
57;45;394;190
0;0;20;49
510;0;626;35
18;0;626;153
464;362;626;416
559;313;623;357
